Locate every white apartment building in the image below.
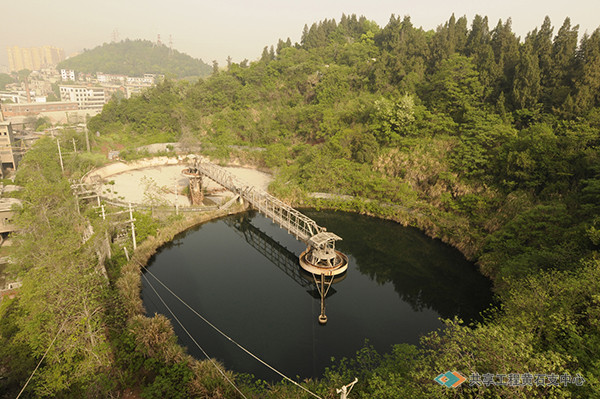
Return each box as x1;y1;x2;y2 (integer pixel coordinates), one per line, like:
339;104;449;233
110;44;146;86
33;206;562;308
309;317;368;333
97;73;126;84
0;90;38;104
59;85;107;111
60;69;75;81
126;75;154;85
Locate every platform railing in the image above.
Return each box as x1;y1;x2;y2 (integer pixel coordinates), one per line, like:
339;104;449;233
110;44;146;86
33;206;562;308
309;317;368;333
195;160;325;245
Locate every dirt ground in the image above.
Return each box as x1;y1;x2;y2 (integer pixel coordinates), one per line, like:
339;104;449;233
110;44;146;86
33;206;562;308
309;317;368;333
99;165;272;206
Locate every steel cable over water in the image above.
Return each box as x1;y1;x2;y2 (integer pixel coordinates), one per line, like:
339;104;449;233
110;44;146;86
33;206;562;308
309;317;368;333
140;262;324;399
141;272;249;399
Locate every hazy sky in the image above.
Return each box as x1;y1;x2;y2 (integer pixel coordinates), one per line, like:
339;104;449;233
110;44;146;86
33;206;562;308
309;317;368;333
1;0;599;71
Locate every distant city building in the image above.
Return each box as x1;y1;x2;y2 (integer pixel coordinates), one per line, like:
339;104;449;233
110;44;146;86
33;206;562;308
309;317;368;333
0;92;24;104
60;69;75;81
126;74;155;85
6;46;65;72
59;85;107;111
102;85;126;99
97;73;126;84
0;122;20;170
125;85;146;98
78;72;94;82
0;101;78;117
0;90;43;104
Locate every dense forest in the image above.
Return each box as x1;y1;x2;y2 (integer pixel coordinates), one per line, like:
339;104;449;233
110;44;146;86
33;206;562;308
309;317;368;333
2;13;600;398
57;39;212;78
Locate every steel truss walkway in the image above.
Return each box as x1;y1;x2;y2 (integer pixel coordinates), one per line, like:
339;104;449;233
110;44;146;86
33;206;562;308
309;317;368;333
193;158;342;250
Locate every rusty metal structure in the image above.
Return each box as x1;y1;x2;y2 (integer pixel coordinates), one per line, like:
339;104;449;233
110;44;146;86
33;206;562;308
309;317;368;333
182;167;203;205
191;158;348;274
189;157;349;324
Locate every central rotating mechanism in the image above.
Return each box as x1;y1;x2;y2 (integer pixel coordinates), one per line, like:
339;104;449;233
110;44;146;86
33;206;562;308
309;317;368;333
299;231;348;276
300;231;348;325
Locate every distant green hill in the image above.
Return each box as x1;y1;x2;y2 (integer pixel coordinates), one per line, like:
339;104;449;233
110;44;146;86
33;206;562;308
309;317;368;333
58;39;212;78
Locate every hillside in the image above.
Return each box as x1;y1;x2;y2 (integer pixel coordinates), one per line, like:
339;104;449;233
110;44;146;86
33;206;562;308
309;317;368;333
3;13;600;398
87;13;600;396
58;39;212;78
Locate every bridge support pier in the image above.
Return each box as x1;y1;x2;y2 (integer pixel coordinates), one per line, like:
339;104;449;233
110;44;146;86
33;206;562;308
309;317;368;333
182;167;203;205
189;175;203;205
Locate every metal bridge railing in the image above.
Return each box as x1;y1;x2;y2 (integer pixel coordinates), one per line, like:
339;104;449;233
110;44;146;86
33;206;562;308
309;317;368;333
196;160;325;245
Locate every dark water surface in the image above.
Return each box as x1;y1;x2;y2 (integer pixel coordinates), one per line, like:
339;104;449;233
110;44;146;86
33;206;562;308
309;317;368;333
142;210;493;381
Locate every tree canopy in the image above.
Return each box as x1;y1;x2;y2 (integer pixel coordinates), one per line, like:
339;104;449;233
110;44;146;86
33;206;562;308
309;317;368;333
58;39;212;78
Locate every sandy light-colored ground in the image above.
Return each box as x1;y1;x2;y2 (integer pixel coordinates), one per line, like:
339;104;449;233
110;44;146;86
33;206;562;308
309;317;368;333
100;164;272;206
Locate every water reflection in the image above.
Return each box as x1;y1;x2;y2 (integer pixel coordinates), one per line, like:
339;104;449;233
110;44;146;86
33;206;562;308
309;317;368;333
226;210;492;323
302;210;494;321
142;210;492;381
225;213;343;301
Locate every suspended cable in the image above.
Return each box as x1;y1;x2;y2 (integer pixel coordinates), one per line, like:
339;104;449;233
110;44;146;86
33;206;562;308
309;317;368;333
140;263;324;399
16;321;65;399
141;272;248;399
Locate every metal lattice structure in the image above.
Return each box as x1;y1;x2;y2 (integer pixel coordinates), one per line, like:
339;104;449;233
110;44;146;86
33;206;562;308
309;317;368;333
194;159;341;248
224;215;313;289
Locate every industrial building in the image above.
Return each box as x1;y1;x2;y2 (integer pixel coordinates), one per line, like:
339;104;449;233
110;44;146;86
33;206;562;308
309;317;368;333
0;122;20;172
0;101;78;117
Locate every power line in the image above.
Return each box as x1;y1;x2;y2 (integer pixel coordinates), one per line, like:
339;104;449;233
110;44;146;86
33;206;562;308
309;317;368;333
140;263;324;399
141;272;248;399
16;321;65;399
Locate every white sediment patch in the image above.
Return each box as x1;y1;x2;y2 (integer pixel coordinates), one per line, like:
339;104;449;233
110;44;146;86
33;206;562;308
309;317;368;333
94;160;272;206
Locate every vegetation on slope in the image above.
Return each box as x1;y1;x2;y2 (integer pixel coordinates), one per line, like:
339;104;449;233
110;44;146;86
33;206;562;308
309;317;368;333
58;39;212;78
88;13;600;397
3;12;600;398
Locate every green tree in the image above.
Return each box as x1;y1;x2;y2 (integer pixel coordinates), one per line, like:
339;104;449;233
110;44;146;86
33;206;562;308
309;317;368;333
374;15;428;91
532;17;554;92
547;18;579;110
573;29;600;112
428;14;468;69
425;54;484;123
490;18;520;102
369;94;415;144
5;137;113;396
57;39;211;78
512;40;542;109
0;73;14;90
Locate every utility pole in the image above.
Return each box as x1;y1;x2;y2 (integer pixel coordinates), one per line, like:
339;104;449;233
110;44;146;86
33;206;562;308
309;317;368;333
174;180;179;215
56;139;64;172
84;124;90;152
337;378;358;399
72;138;77;153
74;191;80;214
129;203;137;250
